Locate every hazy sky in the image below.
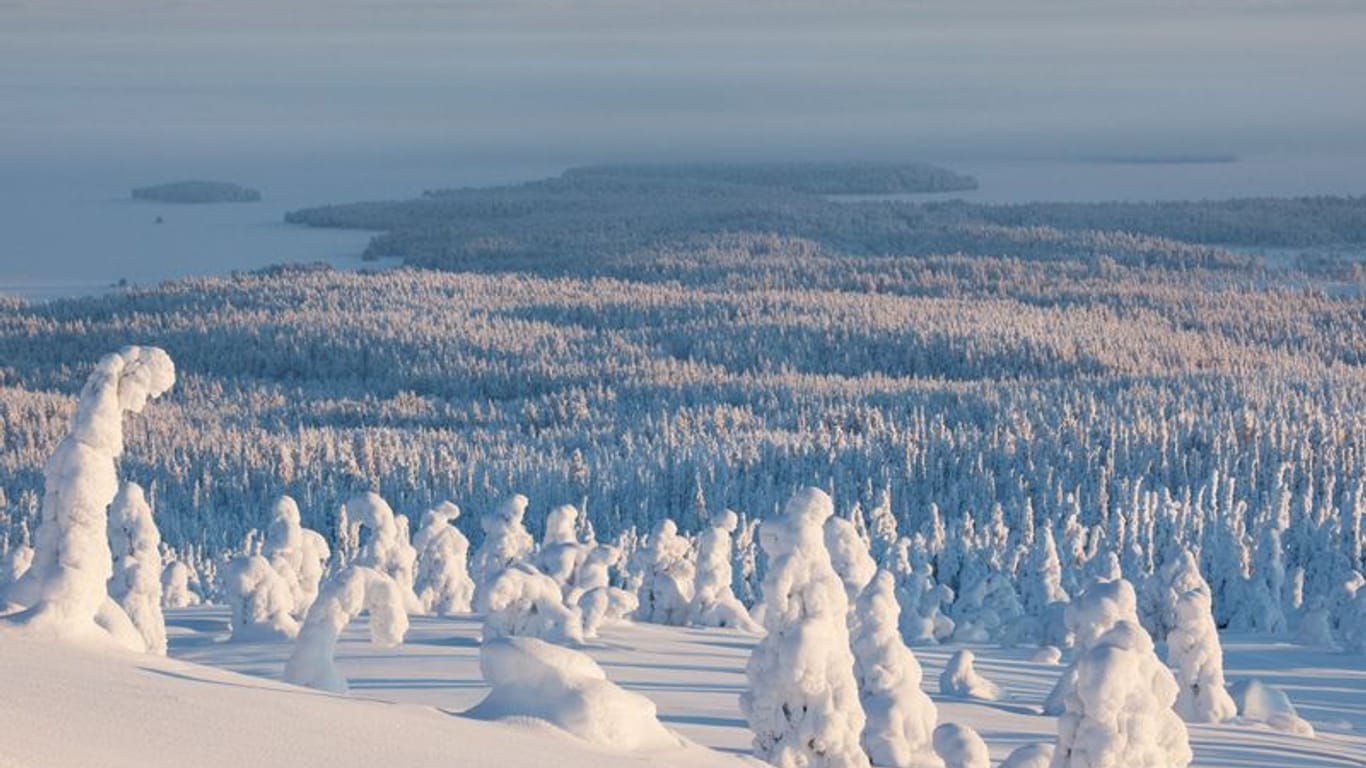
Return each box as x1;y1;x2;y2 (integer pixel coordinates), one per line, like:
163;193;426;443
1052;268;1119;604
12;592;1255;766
4;0;1365;167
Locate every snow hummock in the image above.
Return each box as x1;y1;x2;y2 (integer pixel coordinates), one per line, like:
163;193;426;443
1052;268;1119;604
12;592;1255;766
740;486;870;768
1229;678;1315;737
2;346;174;650
284;565;409;693
939;649;1002;701
998;742;1054;768
852;569;940;768
467;636;683;752
932;723;990;768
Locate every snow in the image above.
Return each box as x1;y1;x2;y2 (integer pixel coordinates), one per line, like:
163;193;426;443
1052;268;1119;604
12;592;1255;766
635;518;696;626
224;553;299;641
999;743;1054;768
471;494;536;589
346;492;422;612
467;636;683;752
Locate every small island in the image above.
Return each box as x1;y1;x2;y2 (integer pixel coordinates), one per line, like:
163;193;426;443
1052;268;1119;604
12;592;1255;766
131;180;262;204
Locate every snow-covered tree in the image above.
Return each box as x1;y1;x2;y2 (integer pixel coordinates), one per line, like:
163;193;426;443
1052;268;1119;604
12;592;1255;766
740;487;869;768
414;504;475;615
1044;578;1140;716
261;496;307;615
1051;620;1192;768
892;537;955;645
572;544;638;638
224;552;299;641
851;570;939;768
478;563;583;645
938;649;1001;701
1156;551;1236;723
634;518;695;625
107;482;167;654
933;723;989;768
826;514;877;607
284;566;408;693
471;494;535;588
688;509;759;632
160;560;201;608
538;504;585;591
2;346;174;651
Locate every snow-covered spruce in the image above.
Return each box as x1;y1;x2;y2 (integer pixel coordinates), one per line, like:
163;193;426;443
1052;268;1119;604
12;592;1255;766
413;504;475;615
1021;525;1070;647
740;487;869;768
952;571;1024;644
107;482;167;654
160;560;201;608
261;496;306;615
938;649;1002;701
933;723;990;768
470;494;535;589
891;537;955;645
283;566;409;693
1043;577;1139;716
852;570;939;768
345;492;421;612
634;518;695;626
1051;616;1192;767
1157;551;1237;723
538;504;586;592
572;544;638;638
2;346;174;651
825;514;876;608
466;636;681;752
1342;585;1366;653
688;509;760;632
478;563;584;645
224;553;299;641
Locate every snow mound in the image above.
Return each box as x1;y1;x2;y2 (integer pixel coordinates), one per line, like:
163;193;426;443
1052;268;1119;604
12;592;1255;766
932;723;989;768
939;649;1002;700
998;742;1054;768
1230;679;1315;737
467;636;683;752
1032;645;1062;665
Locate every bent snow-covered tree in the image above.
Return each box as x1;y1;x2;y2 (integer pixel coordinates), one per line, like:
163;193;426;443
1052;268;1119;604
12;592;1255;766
741;487;870;768
284;566;409;693
107;481;167;655
478;563;584;645
2;346;174;651
852;570;939;768
347;492;421;612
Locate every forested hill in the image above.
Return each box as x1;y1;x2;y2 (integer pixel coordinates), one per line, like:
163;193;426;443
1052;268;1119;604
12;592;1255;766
284;163;1366;275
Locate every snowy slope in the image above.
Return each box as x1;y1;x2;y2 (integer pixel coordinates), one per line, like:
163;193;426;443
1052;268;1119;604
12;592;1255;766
0;626;752;768
166;608;1366;768
4;608;1363;768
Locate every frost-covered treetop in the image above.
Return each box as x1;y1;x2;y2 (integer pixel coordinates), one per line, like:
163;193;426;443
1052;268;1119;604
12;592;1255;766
71;346;175;458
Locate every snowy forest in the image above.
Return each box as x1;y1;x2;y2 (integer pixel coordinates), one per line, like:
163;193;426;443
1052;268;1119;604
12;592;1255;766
2;164;1365;767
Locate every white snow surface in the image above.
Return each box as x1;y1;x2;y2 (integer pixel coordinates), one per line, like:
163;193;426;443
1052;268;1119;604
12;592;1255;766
3;604;1363;768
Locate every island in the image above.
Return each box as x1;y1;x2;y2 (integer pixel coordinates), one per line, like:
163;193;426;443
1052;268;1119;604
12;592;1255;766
131;180;262;204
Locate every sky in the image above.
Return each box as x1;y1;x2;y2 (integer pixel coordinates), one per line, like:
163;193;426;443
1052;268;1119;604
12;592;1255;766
3;0;1365;167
